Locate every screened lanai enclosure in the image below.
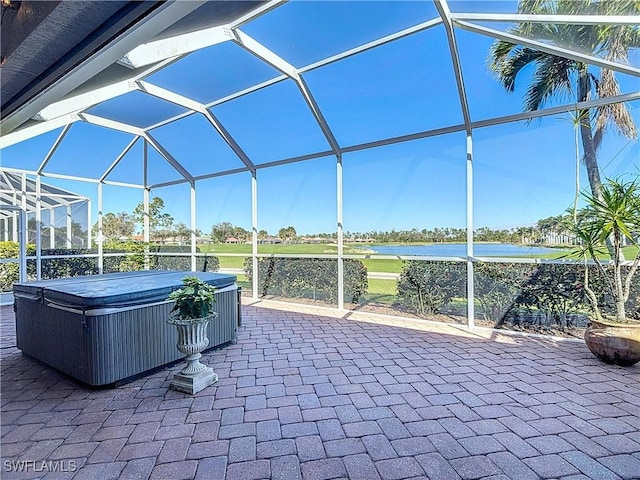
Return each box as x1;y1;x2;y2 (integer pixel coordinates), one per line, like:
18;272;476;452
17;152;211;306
1;0;638;334
0;171;90;246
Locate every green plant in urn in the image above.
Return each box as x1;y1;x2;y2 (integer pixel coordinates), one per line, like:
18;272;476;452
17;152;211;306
166;276;219;394
168;276;217;320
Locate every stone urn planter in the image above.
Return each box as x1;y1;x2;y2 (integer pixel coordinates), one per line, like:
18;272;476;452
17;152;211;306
167;313;219;393
584;318;640;367
166;276;219;394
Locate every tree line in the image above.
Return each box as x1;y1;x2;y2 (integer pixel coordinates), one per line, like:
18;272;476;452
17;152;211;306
91;194;579;246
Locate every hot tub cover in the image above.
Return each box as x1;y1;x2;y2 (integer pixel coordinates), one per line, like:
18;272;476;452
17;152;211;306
13;271;236;309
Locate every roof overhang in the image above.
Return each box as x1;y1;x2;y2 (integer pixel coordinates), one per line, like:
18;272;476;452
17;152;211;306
0;0;265;136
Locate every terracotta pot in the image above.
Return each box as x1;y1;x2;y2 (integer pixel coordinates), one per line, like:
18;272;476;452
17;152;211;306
584;318;640;367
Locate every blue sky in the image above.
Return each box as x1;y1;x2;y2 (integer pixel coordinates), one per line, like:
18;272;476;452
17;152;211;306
2;1;639;235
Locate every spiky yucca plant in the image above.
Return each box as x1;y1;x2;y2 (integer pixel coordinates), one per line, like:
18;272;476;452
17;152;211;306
574;177;640;322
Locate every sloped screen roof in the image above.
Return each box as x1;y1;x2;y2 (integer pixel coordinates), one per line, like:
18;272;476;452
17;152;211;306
0;170;88;219
0;1;637;206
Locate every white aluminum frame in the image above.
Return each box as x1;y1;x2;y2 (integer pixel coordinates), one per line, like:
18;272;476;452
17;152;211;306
1;0;638;327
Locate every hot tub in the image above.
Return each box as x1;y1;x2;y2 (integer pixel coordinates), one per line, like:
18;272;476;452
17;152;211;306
13;271;239;387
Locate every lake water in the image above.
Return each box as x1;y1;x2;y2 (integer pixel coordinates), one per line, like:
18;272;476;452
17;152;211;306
360;243;565;257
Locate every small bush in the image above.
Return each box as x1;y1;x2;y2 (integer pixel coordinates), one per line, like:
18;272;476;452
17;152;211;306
0;241;22;290
32;249;98;279
0;262;19;291
244;257;368;304
512;263;586;329
397;261;466;316
474;262;534;323
0;240;218;289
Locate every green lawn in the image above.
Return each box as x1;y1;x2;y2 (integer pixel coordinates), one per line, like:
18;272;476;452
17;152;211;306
201;243;640;274
216;256;248;269
536;245;639;260
201;243;405;272
201;243;338;255
364;278;398;305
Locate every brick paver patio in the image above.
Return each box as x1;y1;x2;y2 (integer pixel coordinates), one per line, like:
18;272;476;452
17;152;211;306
1;302;639;479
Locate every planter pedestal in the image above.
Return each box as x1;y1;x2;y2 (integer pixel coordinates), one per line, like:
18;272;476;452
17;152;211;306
170;367;218;395
168;313;219;394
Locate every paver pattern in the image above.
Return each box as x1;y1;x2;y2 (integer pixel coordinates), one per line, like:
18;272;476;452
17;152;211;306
1;303;639;479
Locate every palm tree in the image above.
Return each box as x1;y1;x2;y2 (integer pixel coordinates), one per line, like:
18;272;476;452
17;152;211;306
489;0;639;198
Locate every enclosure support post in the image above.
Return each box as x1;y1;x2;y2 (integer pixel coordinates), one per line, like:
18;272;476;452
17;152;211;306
49;208;55;248
252;171;258;301
98;182;104;274
87;199;92;249
190;181;197;272
18;209;27;283
466;134;475;329
12;192;18;241
66;205;72;248
35;175;42;280
4;206;27;282
337;154;344;311
143;140;150;270
2;218;7;241
20;174;29;280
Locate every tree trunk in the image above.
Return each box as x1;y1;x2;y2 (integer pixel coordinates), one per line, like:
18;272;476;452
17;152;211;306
577;71;602;198
613;231;627;321
579;118;602;198
577;71;620;260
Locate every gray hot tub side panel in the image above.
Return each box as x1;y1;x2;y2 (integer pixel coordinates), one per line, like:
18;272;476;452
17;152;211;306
14;273;238;386
15;299;86;380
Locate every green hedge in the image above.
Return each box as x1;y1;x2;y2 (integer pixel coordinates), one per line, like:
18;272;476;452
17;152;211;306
0;242;36;290
102;244;219;273
244;257;368;304
474;262;535;323
28;249;98;279
507;263;587;328
396;261;466;315
0;241;219;290
397;260;639;328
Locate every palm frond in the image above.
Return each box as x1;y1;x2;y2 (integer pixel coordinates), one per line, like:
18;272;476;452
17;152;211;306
489;45;546;92
595;68;638;147
488;0;639;145
524;54;575;111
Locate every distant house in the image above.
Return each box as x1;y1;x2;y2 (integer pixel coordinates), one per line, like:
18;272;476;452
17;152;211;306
301;237;331;244
225;237;240;244
258;237;282;244
198;234;212;244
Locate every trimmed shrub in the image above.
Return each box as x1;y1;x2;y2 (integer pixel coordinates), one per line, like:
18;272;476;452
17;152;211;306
0;241;22;290
31;249;98;279
102;242;219;273
396;261;466;316
0;262;19;291
244;257;368;304
509;263;586;329
0;240;219;290
474;262;535;323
